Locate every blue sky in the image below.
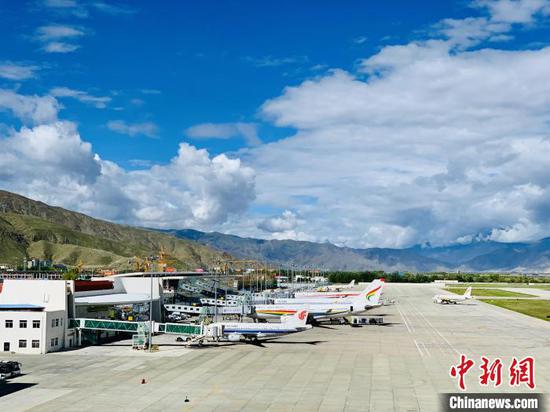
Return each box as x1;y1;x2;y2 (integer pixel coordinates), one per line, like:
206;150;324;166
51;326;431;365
1;1;470;162
2;0;550;248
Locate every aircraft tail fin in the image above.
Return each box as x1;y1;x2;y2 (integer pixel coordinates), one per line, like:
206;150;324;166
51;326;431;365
281;309;309;327
349;279;356;287
464;287;472;298
355;278;384;305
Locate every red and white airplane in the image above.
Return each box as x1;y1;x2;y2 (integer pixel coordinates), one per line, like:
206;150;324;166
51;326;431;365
280;279;384;302
254;279;385;322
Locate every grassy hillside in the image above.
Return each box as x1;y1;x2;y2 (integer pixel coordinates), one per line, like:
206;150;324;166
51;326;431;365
0;190;227;270
0;216;28;265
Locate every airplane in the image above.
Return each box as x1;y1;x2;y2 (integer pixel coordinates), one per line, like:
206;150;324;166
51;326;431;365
315;279;356;292
276;279;384;304
293;278;383;299
433;287;472;304
254;279;385;323
204;310;311;343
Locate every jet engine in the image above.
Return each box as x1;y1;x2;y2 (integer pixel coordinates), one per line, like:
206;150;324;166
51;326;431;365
227;334;243;342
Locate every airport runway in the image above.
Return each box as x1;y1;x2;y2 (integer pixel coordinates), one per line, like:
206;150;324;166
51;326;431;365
1;283;549;411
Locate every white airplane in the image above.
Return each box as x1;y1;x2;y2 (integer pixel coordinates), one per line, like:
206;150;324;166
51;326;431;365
315;279;356;292
293;278;383;299
205;310;311;342
433;287;472;304
276;279;384;304
254;280;384;322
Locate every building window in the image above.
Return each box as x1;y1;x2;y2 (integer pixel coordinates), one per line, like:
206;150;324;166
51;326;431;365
32;340;40;348
33;320;40;328
5;320;13;328
20;320;27;328
54;337;59;346
55;319;59;327
51;319;55;327
19;340;27;348
51;338;55;347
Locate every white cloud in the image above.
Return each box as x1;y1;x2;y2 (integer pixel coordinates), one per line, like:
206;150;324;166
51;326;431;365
0;90;59;124
433;0;550;49
36;24;85;41
238;0;550;247
186;122;261;146
352;36;368;44
436;17;511;48
91;2;136;15
35;24;85;53
0;89;256;228
42;0;89;18
476;0;550;23
118;143;256;227
361;224;418;249
128;159;153;168
0;62;39;81
43;42;81;53
269;230;317;242
5;0;550;249
41;0;136;17
488;218;544;242
0;122;101;188
107;120;158;138
258;210;299;233
50;87;111;108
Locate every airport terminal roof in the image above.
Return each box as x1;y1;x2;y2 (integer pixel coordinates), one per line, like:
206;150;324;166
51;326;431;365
74;293;153;306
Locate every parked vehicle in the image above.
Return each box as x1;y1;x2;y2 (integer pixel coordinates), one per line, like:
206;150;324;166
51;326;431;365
0;361;22;380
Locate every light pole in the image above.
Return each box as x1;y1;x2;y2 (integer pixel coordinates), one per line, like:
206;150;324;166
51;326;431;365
149;272;153;353
214;270;219;323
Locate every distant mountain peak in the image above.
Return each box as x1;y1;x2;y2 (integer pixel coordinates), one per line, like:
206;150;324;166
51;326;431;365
163;227;550;273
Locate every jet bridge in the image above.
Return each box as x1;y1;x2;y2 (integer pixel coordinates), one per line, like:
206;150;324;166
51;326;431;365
70;318;203;336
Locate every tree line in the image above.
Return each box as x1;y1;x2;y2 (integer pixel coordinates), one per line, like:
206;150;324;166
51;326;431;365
327;271;547;284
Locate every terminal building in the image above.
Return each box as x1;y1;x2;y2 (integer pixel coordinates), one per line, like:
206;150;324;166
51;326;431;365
0;277;163;354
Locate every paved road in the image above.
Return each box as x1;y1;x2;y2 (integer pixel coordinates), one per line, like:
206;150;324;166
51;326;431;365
1;283;548;411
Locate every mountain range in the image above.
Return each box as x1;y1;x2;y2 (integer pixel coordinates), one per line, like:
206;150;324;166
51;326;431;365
0;190;226;270
163;229;550;273
1;189;549;273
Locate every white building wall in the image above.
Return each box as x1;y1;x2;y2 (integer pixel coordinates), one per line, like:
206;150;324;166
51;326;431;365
0;280;71;354
45;310;67;353
0;311;47;354
119;278;162;300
